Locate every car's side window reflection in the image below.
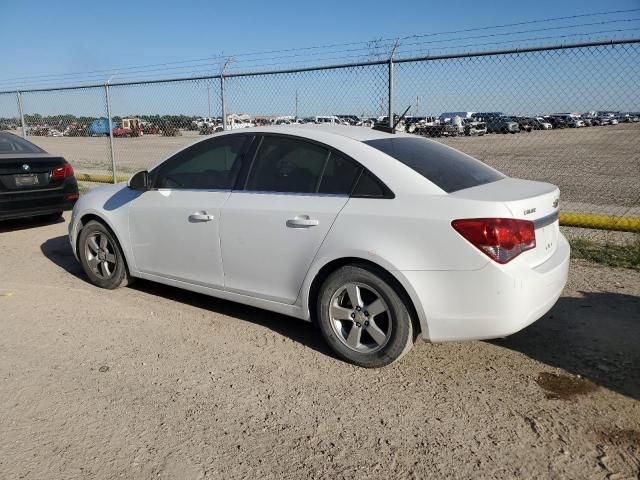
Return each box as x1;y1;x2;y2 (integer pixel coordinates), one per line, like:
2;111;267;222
245;136;363;195
155;136;248;190
246;136;329;194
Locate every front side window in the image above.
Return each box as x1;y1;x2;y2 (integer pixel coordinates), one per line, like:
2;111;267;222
155;135;248;189
246;136;328;194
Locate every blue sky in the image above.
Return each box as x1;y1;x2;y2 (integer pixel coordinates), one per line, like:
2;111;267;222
0;0;638;117
1;0;639;82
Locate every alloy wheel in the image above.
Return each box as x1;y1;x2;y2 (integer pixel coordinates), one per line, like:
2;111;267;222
329;282;392;353
85;232;117;279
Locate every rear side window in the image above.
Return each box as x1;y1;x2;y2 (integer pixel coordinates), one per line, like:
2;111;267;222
246;136;328;193
318;153;360;195
352;171;389;198
0;133;44;154
364;137;503;193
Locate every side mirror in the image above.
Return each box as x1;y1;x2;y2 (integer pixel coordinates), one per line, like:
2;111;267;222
128;170;150;191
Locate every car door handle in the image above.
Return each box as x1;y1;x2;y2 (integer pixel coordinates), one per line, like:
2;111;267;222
188;212;215;222
286;215;319;228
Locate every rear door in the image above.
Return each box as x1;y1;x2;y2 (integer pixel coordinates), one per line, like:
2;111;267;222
220;135;362;304
128;134;251;288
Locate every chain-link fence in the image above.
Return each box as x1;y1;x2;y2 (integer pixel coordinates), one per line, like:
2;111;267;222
1;39;638;225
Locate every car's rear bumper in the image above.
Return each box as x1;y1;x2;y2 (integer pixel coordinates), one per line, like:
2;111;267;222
401;233;570;342
0;178;78;220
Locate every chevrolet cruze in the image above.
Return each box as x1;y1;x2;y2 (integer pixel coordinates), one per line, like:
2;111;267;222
69;125;569;367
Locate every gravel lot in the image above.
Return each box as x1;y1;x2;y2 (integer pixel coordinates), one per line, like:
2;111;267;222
21;122;640;217
1;214;639;479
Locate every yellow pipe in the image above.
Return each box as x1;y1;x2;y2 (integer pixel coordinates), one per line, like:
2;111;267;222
560;212;640;233
75;173;130;184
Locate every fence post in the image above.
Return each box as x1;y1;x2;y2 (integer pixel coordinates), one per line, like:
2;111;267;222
388;40;400;130
220;76;227;131
17;91;26;138
104;84;117;184
220;58;232;131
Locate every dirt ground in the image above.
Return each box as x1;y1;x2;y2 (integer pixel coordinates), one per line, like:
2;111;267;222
20;122;640;217
0;213;639;479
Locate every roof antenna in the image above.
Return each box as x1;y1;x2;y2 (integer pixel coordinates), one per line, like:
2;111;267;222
373;105;411;134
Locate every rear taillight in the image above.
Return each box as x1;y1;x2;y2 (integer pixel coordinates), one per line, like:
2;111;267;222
451;218;535;264
51;162;74;180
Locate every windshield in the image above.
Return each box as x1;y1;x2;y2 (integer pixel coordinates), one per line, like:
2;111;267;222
363;137;504;193
0;132;45;154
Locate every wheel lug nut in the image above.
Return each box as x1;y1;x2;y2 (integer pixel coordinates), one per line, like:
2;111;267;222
356;322;361;327
364;311;369;316
350;313;355;318
356;306;361;311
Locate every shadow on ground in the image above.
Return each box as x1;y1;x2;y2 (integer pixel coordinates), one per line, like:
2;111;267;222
492;290;640;400
40;234;336;361
41;235;639;398
0;215;64;233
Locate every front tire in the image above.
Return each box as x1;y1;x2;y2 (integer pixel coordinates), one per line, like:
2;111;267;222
317;265;414;368
78;220;131;289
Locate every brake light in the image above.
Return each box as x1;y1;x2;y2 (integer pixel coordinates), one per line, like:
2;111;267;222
51;163;74;180
451;218;536;264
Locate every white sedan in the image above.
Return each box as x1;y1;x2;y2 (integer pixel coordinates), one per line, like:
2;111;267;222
69;125;569;367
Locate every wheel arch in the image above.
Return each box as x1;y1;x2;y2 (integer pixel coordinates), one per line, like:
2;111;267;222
77;212;133;275
305;256;427;338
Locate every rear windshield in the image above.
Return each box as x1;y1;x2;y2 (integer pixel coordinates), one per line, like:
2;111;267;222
0;133;45;154
363;137;503;193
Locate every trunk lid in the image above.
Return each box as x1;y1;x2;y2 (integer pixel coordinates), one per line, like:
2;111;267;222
0;153;67;192
451;178;560;266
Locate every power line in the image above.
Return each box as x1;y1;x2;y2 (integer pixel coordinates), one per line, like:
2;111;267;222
0;7;637;86
0;28;637;91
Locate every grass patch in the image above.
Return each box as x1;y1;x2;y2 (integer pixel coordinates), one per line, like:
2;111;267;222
569;237;640;268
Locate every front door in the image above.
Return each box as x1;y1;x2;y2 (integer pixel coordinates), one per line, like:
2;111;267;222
129;134;250;288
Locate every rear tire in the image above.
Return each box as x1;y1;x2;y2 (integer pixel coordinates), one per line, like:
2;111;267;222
317;265;414;368
78;220;131;289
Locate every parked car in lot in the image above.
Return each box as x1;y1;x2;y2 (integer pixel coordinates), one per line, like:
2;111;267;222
69;125;569;367
533;117;553;130
544;116;567;129
472;113;520;134
463;119;486;136
550;114;584;128
336;115;362;125
0;132;78;221
313;116;343;125
513;117;533;133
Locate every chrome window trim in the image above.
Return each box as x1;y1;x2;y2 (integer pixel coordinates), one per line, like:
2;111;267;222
533;210;559;229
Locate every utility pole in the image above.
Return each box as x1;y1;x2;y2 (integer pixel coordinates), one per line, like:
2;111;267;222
295;90;298;120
